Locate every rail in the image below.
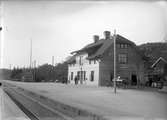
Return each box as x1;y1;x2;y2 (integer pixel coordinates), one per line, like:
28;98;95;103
4;86;74;120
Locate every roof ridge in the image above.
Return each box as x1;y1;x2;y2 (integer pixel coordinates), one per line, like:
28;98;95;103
151;57;167;68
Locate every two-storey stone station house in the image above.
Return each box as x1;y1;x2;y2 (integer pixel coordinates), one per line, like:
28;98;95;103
67;31;145;86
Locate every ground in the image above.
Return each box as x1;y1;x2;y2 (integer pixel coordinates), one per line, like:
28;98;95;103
3;81;167;120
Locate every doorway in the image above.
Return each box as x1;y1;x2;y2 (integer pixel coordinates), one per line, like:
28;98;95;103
131;74;137;85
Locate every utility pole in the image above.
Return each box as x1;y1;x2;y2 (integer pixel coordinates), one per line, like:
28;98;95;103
52;56;54;66
51;56;54;81
33;60;36;82
30;38;32;69
0;2;4;69
113;29;117;94
29;38;33;81
9;64;11;70
0;27;2;68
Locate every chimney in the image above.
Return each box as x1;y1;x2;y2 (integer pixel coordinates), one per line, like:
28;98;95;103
104;31;111;40
93;35;99;43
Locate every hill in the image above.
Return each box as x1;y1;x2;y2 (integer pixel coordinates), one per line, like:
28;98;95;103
138;42;167;64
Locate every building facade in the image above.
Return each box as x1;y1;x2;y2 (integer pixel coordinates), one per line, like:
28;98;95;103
67;31;145;86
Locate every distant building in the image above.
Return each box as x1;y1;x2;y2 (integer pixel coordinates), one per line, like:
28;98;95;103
67;31;145;86
146;57;167;86
21;71;33;82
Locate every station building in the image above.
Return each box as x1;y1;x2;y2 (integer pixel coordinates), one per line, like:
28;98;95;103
67;31;145;86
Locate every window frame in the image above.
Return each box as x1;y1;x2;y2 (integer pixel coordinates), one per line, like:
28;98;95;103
118;53;128;64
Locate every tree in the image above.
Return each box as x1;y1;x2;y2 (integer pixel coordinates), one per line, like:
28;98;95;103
0;69;12;80
10;67;23;80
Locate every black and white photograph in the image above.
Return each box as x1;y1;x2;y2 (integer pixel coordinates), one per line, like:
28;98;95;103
0;0;167;120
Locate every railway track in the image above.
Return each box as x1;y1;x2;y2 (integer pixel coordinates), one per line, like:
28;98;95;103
4;86;74;120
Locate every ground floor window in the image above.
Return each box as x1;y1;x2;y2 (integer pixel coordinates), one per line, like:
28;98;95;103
77;71;80;80
71;72;73;80
84;71;86;80
90;71;94;81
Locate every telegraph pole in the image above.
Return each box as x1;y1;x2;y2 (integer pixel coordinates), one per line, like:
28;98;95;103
0;27;3;68
113;29;117;94
33;60;36;81
30;38;32;69
0;2;3;69
51;56;54;81
29;38;33;81
52;56;54;66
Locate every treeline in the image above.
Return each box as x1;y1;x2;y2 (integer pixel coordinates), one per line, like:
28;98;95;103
0;69;12;80
8;62;68;83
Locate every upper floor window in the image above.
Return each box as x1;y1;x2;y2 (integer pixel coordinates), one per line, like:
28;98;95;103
118;44;128;49
89;60;91;64
79;56;83;65
94;60;96;64
118;54;128;64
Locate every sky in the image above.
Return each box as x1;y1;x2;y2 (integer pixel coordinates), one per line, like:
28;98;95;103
0;0;167;69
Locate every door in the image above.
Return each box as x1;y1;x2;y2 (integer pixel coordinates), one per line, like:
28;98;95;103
131;74;137;85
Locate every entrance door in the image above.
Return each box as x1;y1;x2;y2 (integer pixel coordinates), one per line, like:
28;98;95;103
131;74;137;85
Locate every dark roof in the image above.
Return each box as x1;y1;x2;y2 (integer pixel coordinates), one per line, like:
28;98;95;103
71;39;105;54
151;57;167;68
66;55;76;64
88;35;136;59
68;34;136;63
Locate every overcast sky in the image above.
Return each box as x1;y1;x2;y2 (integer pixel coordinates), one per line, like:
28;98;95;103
0;0;167;69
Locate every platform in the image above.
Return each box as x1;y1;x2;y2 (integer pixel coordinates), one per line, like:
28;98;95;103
2;81;167;120
0;87;30;120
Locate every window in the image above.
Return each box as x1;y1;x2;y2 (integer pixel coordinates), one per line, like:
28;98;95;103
124;44;128;48
77;71;80;80
71;72;73;80
89;60;91;64
84;71;86;80
119;44;128;49
94;60;96;64
79;56;82;65
120;44;124;48
90;71;94;81
118;54;128;64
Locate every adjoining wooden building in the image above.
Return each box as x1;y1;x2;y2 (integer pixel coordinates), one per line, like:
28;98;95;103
67;31;145;86
146;57;167;87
